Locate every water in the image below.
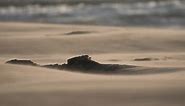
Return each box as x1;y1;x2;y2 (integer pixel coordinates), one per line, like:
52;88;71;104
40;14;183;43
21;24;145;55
0;0;185;27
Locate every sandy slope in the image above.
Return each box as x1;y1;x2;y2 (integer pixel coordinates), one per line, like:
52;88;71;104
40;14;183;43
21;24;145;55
0;22;185;106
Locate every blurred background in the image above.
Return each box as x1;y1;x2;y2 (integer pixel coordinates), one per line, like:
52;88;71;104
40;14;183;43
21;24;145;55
0;0;185;27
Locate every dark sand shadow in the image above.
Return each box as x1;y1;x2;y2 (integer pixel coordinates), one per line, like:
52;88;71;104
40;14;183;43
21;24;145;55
45;31;93;37
107;59;121;62
133;57;159;61
64;31;92;35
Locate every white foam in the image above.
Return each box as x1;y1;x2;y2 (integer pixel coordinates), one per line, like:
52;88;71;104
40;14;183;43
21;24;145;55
0;0;185;27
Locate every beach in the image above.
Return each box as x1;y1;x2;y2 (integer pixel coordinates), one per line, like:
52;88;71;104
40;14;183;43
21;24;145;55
0;22;185;106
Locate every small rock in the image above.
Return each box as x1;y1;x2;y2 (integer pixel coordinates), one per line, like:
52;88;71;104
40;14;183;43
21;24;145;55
6;59;38;66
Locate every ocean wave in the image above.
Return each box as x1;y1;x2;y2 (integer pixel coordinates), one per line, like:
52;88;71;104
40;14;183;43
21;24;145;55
0;0;185;27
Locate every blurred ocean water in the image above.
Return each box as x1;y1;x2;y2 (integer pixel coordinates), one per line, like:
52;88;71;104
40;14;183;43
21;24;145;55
0;0;185;27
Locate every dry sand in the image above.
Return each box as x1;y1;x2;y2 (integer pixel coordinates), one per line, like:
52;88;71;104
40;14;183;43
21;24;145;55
0;22;185;106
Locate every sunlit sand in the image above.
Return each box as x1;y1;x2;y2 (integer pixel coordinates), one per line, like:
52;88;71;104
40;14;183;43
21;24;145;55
0;22;185;106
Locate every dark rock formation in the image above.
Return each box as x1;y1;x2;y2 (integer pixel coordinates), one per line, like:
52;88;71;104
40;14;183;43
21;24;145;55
43;64;63;70
6;55;135;73
61;55;133;73
6;59;38;66
62;55;101;70
66;55;99;67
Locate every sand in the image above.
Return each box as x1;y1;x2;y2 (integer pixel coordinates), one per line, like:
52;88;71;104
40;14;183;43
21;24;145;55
0;22;185;106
